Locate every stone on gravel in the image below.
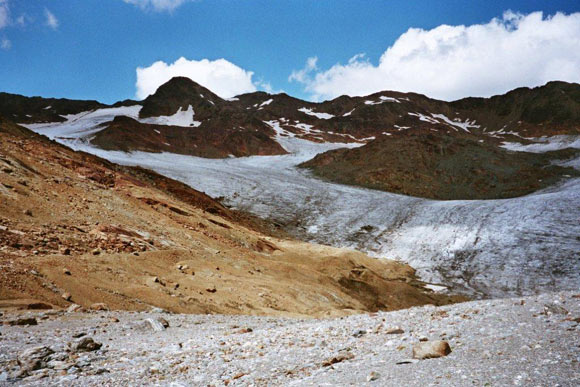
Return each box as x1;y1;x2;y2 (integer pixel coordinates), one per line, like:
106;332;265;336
62;292;72;301
367;371;380;381
89;303;109;311
385;327;404;334
18;346;54;372
322;352;354;367
353;329;366;338
67;304;82;313
543;303;569;315
145;317;168;332
69;337;102;353
412;340;452;360
8;317;38;326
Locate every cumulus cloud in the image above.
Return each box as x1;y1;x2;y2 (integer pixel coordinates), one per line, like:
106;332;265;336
290;11;580;101
135;57;258;99
44;8;58;29
288;56;318;83
123;0;190;12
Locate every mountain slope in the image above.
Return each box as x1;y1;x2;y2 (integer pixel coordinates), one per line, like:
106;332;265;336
0;116;460;316
300;129;580;200
9;78;580;198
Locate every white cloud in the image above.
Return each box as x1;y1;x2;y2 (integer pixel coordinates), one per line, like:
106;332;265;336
290;11;580;101
44;8;58;29
123;0;190;12
135;57;258;99
288;56;318;83
1;37;10;49
0;0;9;29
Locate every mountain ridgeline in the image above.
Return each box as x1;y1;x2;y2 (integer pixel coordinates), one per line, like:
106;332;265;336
1;77;579;199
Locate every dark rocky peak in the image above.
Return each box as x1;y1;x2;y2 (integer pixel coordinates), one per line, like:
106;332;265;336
139;77;224;119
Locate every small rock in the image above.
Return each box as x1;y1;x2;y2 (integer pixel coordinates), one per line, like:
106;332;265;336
236;327;253;334
69;337;102;353
91;248;101;255
67;304;82;313
8;317;38;326
543;303;569;315
149;307;167;313
89;303;109;311
26;303;52;310
145;317;167;332
61;248;71;256
62;292;72;301
352;329;366;338
412;340;452;360
396;359;419;365
322;352;354;367
418;336;429;342
46;360;72;371
63;268;71;275
206;287;217;293
17;346;54;372
385;327;405;334
367;371;380;381
23;209;33;216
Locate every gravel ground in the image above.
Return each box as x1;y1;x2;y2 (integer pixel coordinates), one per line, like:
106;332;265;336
1;291;579;386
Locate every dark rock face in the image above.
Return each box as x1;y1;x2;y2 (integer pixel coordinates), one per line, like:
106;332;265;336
0;92;104;123
139;76;223;119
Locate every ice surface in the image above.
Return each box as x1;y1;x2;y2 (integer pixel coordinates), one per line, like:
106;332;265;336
298;107;334;120
22;106;143;141
25;119;580;298
22;105;203;143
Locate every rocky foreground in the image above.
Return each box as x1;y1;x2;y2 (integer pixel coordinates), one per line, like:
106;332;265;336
1;291;578;386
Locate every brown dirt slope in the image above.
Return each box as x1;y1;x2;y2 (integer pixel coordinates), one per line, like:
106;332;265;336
300;129;580;200
0;117;462;317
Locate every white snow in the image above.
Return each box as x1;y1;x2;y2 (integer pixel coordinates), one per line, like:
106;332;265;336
259;99;274;107
343;109;355;117
43;105;52;110
431;113;480;132
501;136;580;153
364;96;400;105
134;105;202;128
298;107;335;120
408;112;440;124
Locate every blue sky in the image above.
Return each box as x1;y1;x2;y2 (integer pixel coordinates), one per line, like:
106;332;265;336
0;0;579;103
